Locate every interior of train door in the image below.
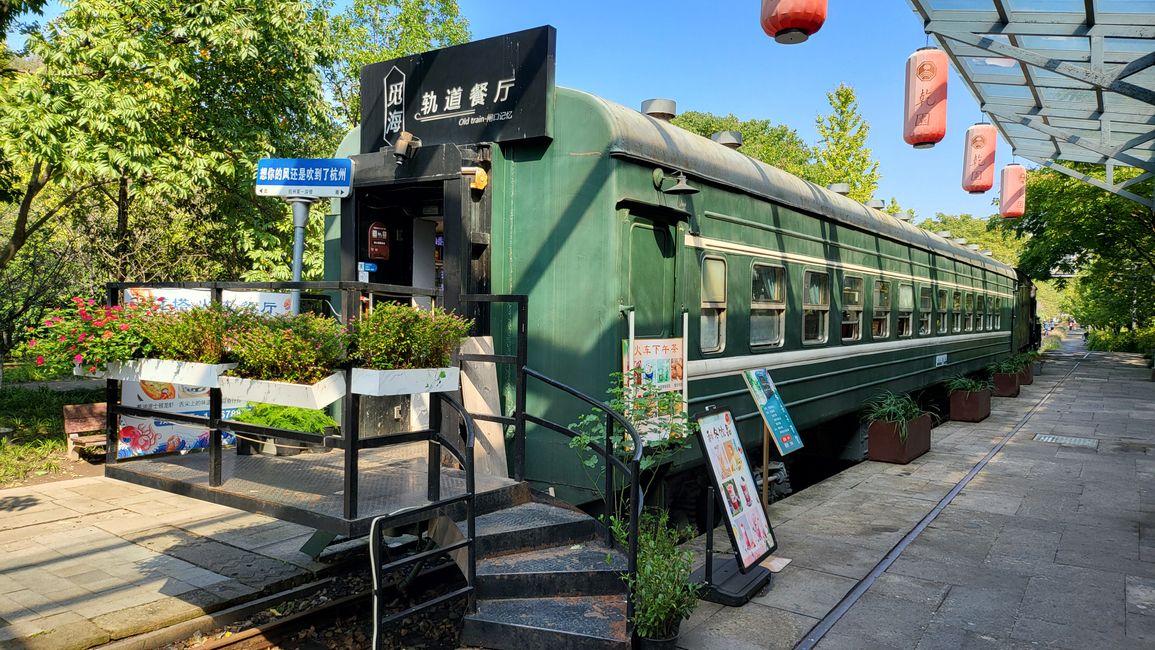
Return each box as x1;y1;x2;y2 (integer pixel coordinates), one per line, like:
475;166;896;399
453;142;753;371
626;208;682;339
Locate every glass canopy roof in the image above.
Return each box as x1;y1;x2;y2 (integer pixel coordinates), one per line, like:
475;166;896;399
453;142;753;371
906;0;1155;207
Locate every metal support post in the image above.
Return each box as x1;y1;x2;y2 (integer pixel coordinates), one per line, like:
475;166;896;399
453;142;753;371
343;388;360;520
209;387;222;487
286;197;316;315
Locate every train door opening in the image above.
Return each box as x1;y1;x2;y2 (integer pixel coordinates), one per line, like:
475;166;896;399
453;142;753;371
627;213;679;338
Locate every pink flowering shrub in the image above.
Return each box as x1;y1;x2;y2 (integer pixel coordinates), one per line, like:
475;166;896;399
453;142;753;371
23;297;159;375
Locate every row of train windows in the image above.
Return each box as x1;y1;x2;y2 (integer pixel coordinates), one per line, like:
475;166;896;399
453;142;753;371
700;257;1005;353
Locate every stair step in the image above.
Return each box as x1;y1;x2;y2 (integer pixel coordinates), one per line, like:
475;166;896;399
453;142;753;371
465;501;599;558
476;542;628;598
462;595;630;650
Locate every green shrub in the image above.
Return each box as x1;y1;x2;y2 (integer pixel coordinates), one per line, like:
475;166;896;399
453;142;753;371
136;303;242;364
1086;326;1155;353
987;357;1021;375
226;312;346;384
1040;333;1063;352
613;511;699;640
945;375;993;393
862;391;925;442
350;302;472;370
230;403;337;435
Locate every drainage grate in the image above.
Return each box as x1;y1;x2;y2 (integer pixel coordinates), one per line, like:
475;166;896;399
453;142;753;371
1033;434;1099;450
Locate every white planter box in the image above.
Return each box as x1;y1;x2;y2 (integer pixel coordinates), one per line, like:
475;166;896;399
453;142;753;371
218;372;346;410
350;367;460;396
74;359;237;387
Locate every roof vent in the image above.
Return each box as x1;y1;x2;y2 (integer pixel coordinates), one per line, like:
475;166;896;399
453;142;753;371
952;237;968;245
827;182;851;195
934;230;952;238
967;244;980;251
711;131;743;149
896;210;914;221
981;250;993;256
866;199;885;209
641;99;676;121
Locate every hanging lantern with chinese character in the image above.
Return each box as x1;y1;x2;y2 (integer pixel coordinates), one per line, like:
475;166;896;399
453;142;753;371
962;123;996;194
761;0;828;45
904;47;947;149
999;164;1026;218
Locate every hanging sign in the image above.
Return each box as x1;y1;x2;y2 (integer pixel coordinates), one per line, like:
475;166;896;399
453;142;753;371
741;369;804;455
359;26;556;154
255;158;353;198
695;409;777;571
621;336;687;442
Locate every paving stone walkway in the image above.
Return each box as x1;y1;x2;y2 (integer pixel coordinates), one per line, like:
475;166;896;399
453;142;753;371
682;332;1155;649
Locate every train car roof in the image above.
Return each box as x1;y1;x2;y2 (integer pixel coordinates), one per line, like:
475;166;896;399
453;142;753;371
567;88;1018;280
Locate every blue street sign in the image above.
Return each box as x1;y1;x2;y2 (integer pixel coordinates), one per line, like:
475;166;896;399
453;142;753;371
255;158;353;198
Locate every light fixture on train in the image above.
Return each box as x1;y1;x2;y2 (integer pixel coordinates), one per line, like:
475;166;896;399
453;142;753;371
393;131;422;166
761;0;828;44
904;47;948;149
652;168;700;195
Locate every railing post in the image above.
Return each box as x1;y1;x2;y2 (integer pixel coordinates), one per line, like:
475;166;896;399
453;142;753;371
604;413;615;547
427;440;442;502
208;387;223;487
343;389;360;520
104;285;119;465
463;416;477;612
514;298;528;481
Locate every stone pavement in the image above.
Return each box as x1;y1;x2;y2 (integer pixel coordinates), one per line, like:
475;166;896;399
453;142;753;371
681;332;1155;649
0;477;334;649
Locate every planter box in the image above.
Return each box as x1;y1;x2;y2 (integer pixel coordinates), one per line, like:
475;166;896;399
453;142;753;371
867;413;931;464
992;372;1020;397
75;359;237;387
350;367;460;396
1033;361;1044;376
1017;364;1034;386
219;372;346;410
949;389;991;423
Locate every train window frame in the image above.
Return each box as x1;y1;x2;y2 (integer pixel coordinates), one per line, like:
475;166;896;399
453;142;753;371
994;297;1003;329
872;280;892;340
919;286;933;336
700;256;727;354
802;269;830;345
897;283;915;338
841;275;864;343
936;288;948;334
964;293;975;332
975;293;986;331
750;263;786;349
952;291;963;333
986;296;995;330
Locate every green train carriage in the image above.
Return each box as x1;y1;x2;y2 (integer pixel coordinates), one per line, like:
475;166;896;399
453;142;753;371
329;84;1034;507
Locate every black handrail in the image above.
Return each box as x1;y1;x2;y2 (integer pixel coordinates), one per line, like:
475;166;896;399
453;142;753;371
521;366;644;631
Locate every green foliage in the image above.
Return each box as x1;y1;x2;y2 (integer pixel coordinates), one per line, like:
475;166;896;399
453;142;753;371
21;298;158;374
227;312;346;384
136;303;242;364
612;511;699;640
0;386;103;486
349;303;472;370
1086;326;1155;353
944;375;993;394
811;83;880;203
325;0;470;126
1040;333;1063;352
987;357;1022;375
917;213;1022;265
671;111;814;180
230;403;337;435
861;391;924;443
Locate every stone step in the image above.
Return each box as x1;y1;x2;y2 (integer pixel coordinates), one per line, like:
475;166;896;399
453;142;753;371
475;541;628;599
462;595;630;650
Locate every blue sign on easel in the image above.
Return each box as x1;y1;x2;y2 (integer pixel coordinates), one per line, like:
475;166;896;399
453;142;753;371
742;369;804;455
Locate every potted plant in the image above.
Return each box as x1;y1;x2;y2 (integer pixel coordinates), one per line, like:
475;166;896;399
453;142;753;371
614;511;700;648
945;375;992;423
1014;353;1034;386
219;311;347;409
863;391;931;464
125;302;240;386
988;358;1021;397
25;297;158;378
1027;350;1045;376
229;403;338;457
347;302;472;396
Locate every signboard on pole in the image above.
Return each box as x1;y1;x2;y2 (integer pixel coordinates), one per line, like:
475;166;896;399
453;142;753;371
741;369;804;455
255;158;353;198
694;409;777;572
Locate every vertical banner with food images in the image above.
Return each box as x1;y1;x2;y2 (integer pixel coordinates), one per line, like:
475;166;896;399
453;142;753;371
116;288;293;458
694;409;777;571
621;334;687;442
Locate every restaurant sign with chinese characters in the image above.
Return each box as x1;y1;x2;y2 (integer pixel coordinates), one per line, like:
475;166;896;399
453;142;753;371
359;26;555;153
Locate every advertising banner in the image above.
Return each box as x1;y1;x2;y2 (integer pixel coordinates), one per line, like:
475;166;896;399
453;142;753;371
695;409;777;571
741;368;804;456
622;337;687;443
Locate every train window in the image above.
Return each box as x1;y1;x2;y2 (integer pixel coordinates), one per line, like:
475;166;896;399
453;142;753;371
897;284;914;337
841;276;864;342
701;257;727;353
986;296;995;329
803;270;829;345
964;294;975;331
919;287;933;335
751;264;786;347
975;294;986;331
936;289;948;334
952;291;962;333
994;297;1002;328
872;281;891;339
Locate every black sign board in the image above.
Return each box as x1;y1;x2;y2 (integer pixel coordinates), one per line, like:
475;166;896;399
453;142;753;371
360;26;556;154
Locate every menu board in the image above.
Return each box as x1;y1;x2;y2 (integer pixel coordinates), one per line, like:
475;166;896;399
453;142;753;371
741;369;804;455
695;409;777;571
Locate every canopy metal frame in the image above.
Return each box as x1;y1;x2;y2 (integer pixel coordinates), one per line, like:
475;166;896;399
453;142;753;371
907;0;1155;211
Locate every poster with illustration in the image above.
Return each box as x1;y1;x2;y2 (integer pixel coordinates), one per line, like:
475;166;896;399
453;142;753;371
115;288;293;457
742;368;804;455
621;337;687;442
694;409;777;571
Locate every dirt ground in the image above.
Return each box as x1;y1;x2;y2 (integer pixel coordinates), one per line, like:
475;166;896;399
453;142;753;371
4;455;106;489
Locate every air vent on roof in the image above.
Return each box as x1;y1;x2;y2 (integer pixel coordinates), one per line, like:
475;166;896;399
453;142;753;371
934;230;952;238
641;99;676;121
866;199;885;209
711;131;743;149
827;183;850;195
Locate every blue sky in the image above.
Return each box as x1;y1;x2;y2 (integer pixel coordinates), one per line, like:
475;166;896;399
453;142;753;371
9;1;1014;221
458;0;1013;222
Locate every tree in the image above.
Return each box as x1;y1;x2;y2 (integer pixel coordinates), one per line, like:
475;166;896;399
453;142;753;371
0;0;335;276
325;0;470;127
671;111;814;180
811;83;881;203
918;213;1021;266
884;197;906;217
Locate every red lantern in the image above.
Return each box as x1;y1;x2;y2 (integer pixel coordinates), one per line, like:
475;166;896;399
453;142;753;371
761;0;828;45
962;123;997;194
1000;164;1026;218
904;48;947;149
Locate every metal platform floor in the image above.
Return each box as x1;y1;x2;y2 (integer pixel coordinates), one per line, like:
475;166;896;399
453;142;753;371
105;444;518;537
